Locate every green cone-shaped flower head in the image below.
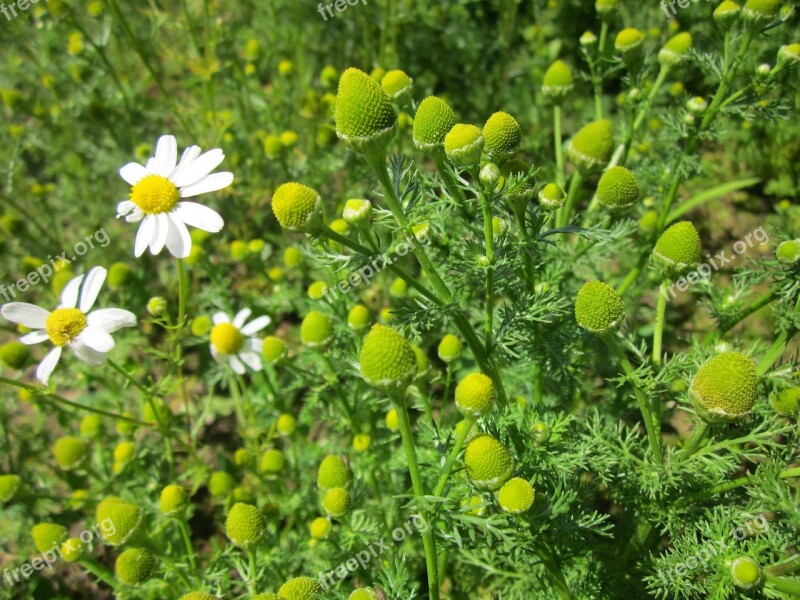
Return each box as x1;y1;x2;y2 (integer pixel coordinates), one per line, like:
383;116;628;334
455;372;496;417
259;449;286;475
574;281;625;334
542;60;574;102
300;310;333;348
770;387;800;417
567;119;614;171
96;497;143;546
271;182;321;232
208;470;235;497
413;96;457;153
335;67;397;154
322;486;351;517
496;477;535;514
0;474;21;502
653;221;702;278
0;341;29;369
226;502;266;549
538;183;567;211
60;537;83;562
160;484;189;516
342;198;373;225
381;69;413;101
437;334;462;362
347;304;370;330
615;28;645;53
359;324;417;392
317;455;352;490
778;44;800;68
483;111;521;158
115;548;156;585
690;352;758;421
597;166;640;209
464;435;514;491
262;336;287;363
31;523;68;553
278;576;323;600
742;0;778;25
53;436;89;470
714;1;741;30
310;516;332;540
444;124;484;168
659;32;693;67
595;0;618;15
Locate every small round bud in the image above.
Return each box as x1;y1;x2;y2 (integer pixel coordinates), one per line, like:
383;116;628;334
226;502;266;549
317;455;351;490
464;435;514;491
538;183;567;211
264;135;284;158
107;262;132;289
208;471;235;497
574;281;625;334
114;440;135;464
659;32;692;67
532;421;550;444
778;44;800;68
741;0;779;27
335;67;397;155
413;96;457;154
349;588;379;600
234;448;253;467
444;124;485;168
277;413;297;436
480;163;501;189
595;0;618;16
310;516;332;540
280;130;298;148
343;199;373;225
653;221;703;278
615;28;645;54
690;352;758;421
542;60;574;102
31;523;68;553
389;277;408;298
160;484;189;516
770;388;800;417
307;280;328;300
496;477;535;514
579;31;598;47
455;372;496;417
272;182;322;232
352;433;371;452
437;334;462;363
776;239;800;264
259;449;286;475
347;304;370;330
596;166;640;209
358;324;417;392
482;111;522;158
115;548;156;585
300;310;333;348
381;69;413;102
322;487;351;517
0;474;21;502
385;408;400;431
0;341;30;369
53;436;89;470
714;1;741;30
567;119;614;171
147;296;167;317
262;336;287;363
96;497;143;545
320;64;339;88
61;537;83;562
461;495;486;516
728;556;762;589
191;315;212;337
687;96;708;114
278;60;293;76
283;246;303;268
278;576;323;600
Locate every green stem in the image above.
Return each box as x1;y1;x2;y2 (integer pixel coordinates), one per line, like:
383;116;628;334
553;105;565;186
248;549;258;595
677;420;709;462
432;152;471;217
652;282;669;365
79;559;121;592
479;187;496;353
593;21;608;120
107;359;149;395
678;466;800;506
393;396;440;600
764;575;800;596
433;417;474;498
177;517;199;574
556;170;584;229
703;289;776;343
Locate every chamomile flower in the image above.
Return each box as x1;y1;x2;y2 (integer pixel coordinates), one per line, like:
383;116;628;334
0;267;136;385
209;309;270;374
116;135;232;258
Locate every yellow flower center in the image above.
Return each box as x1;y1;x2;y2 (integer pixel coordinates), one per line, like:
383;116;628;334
210;323;244;355
130;174;180;214
46;308;87;346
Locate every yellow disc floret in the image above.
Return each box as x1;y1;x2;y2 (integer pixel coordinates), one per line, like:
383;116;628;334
226;502;266;549
300;310;333;348
567;119;614;171
496;477;535;513
210;323;245;355
574;281;625;334
278;576;323;600
322;487;351;517
483;111;521;157
413;96;457;153
444;123;485;168
46;308;87;346
115;547;156;585
464;435;514;491
597;166;640;209
271;182;321;231
317;455;352;490
455;372;496;417
359;324;417;392
335;67;398;154
130;174;180;215
652;221;702;278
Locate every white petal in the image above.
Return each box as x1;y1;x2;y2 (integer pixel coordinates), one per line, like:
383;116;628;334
229;355;246;374
76;326;115;353
20;330;48;345
232;309;252;328
119;162;147;185
179;172;234;198
79;267;107;312
135;216;156;257
239;351;263;372
173;202;224;233
241;316;271;335
146;157;160;173
36;347;62;385
212;312;229;325
148;213;169;255
171;149;225;187
88;308;137;332
170;145;202;182
165;214;192;259
154;135;178;176
69;338;107;367
117;200;136;217
60;274;85;309
126;209;144;223
247;338;261;352
1;303;50;328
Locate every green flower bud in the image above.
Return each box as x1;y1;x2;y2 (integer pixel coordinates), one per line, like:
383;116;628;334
496;477;535;513
53;435;89;470
437;334;462;362
388;277;407;298
96;497;143;545
178;594;217;600
579;31;598;47
358;324;417;392
567;119;614;171
320;65;339;88
596;166;640;209
107;262;132;289
381;69;413;102
283;246;304;268
413;96;457;154
595;0;618;15
455;372;496;417
411;343;430;380
259;449;286;475
687;96;708;115
277;413;297;435
690;352;758;421
659;32;693;67
307;280;328;300
226;502;266;549
31;523;68;553
335;67;397;155
483;111;522;158
278;576;323;600
770;387;800;417
728;556;762;589
0;341;30;369
385;408;400;431
191;315;212;337
347;304;370;330
0;474;21;502
542;60;574;102
776;239;800;264
742;0;778;26
300;310;333;348
160;484;189;516
271;182;322;232
208;471;235;497
280;130;298;148
499;159;535;210
444;124;485;168
653;221;702;278
480;163;501;189
778;44;800;68
115;548;156;585
349;588;379;600
464;435;514;491
322;486;351;517
343;198;372;225
574;281;625;334
532;421;550;444
615;28;645;53
113;440;135;464
310;516;332;540
147;296;167;317
262;336;287;363
60;537;83;562
317;455;352;490
538;182;567;211
714;1;741;30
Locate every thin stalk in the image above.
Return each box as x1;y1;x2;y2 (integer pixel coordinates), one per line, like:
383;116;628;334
756;295;800;376
432;152;471;216
80;559;121;592
107;359;149;395
556;170;584;229
677;420;709;462
553;105;565;186
678;466;800;506
652;282;669;365
703;289;776;343
177;517;198;574
479;187;496;353
764;575;800;595
248;549;258;594
228;374;248;435
433;417;474;498
593;21;609;120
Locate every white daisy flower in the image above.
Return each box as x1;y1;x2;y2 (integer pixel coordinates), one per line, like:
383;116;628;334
209;309;271;374
116;134;232;259
0;267;137;385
